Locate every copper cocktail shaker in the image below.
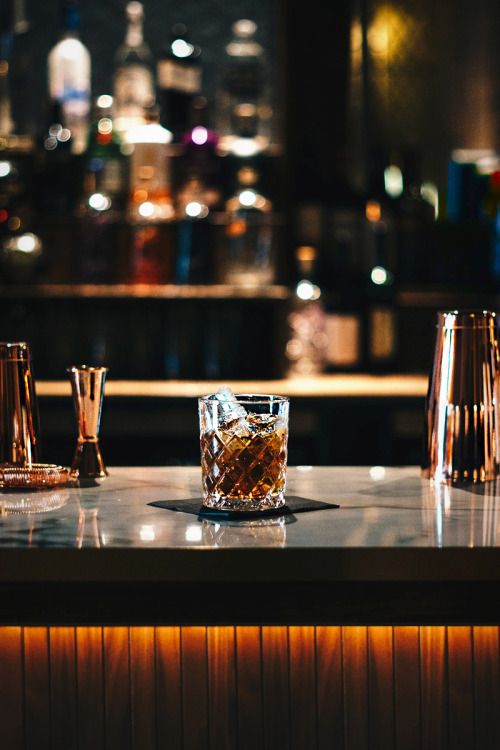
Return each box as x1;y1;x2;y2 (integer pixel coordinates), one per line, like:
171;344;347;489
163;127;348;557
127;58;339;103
422;310;500;483
0;341;40;465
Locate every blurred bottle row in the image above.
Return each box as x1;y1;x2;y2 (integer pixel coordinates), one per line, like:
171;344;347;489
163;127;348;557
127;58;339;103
0;0;282;286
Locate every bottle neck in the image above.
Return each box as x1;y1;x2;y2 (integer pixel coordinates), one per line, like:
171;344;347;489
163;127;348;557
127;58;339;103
126;18;143;47
62;6;81;37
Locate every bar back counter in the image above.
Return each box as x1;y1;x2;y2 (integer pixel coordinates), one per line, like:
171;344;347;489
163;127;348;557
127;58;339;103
0;465;499;748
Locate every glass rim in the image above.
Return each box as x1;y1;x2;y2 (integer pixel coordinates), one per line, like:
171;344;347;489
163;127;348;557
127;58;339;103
66;365;109;373
200;393;289;405
436;309;497;329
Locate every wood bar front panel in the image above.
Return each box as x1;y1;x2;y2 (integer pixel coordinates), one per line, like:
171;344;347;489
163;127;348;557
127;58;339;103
1;626;498;749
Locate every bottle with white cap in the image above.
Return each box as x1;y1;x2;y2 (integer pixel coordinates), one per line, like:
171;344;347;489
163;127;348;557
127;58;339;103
113;1;155;135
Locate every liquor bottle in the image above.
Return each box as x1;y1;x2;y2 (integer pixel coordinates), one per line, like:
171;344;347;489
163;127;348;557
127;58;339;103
76;95;129;282
396;149;435;286
359;149;399;372
323;207;364;372
113;1;155;135
125;106;175;283
220;164;275;285
0;29;13;135
47;0;91;155
84;95;128;212
157;23;202;141
35;101;82;217
217;19;271;157
175;110;222;283
285;246;327;377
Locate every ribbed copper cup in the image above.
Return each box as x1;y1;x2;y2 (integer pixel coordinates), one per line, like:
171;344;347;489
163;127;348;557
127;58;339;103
0;342;40;465
422;310;500;483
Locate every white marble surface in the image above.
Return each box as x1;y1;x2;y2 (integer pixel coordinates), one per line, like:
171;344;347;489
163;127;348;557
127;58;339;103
0;465;498;554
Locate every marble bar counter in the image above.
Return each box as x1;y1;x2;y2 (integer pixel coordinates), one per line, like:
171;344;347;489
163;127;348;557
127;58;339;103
0;466;499;625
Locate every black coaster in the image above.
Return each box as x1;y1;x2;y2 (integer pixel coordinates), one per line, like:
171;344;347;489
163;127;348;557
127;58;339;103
148;495;339;519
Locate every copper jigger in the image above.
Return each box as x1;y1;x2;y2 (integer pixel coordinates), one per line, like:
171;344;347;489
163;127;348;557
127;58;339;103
68;366;108;479
0;341;40;465
422;310;500;483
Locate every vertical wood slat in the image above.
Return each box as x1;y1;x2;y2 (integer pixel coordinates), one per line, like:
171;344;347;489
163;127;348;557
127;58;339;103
261;626;290;750
393;626;420;750
76;627;105;750
236;626;264;750
103;626;132;750
49;627;78;750
473;626;500;750
156;626;182;750
130;626;156;750
447;627;474;750
207;626;237;749
23;627;51;750
368;626;395;750
0;627;24;749
342;625;368;750
316;625;343;750
289;626;317;750
420;626;448;750
181;626;208;750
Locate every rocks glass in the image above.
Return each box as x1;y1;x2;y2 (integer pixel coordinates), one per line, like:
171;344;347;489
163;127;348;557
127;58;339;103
199;390;289;512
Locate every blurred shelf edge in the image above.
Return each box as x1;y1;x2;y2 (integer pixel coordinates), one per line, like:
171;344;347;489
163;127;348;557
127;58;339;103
397;288;499;307
36;374;428;399
0;283;291;300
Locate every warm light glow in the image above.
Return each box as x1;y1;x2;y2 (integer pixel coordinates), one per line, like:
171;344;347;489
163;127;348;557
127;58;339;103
185;524;203;542
5;624;499;743
231;137;261;157
185;201;209;219
384;164;403;197
88;192;111;211
139;524;156;542
366;200;381;222
171;38;194;58
369;465;387;481
239;189;257;207
296;280;321;301
97;94;113;109
371;266;388;285
54;37;87;62
191;126;208;145
57;128;71;142
125;123;173;144
138;201;155;218
133;189;148;203
97;117;113;135
16;233;39;253
421;181;439;219
368;6;409;62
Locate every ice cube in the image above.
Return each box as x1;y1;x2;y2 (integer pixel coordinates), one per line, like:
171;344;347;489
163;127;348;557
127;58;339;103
222;415;252;439
246;413;280;435
213;385;247;421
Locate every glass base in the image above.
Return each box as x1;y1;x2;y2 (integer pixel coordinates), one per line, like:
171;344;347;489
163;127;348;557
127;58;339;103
202;492;285;513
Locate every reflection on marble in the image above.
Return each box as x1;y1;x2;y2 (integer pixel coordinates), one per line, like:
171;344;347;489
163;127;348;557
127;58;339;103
201;515;291;547
0;466;498;550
